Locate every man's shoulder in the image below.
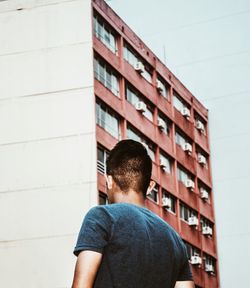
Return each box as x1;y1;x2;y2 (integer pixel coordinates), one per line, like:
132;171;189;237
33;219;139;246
85;203;128;220
87;203;152;221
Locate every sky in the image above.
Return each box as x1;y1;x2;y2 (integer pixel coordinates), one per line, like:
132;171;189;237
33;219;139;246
106;0;250;287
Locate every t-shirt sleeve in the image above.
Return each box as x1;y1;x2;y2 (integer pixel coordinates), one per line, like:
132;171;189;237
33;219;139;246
73;206;113;256
177;243;193;281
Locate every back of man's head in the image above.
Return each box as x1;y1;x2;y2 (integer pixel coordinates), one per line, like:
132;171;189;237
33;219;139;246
106;139;152;198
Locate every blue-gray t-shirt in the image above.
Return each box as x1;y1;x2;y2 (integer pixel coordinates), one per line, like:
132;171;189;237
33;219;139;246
73;203;193;288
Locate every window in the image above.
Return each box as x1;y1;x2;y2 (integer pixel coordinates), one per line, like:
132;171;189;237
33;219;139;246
159;153;171;173
196;147;208;169
147;183;159;203
157;114;170;135
180;202;197;222
175;131;188;147
204;254;216;274
173;91;190;115
127;126;141;142
94;57;119;96
96;101;120;139
184;242;201;259
175;130;193;155
180;203;189;222
177;166;193;185
123;43;138;67
99;192;108;205
162;189;176;213
156;76;169;98
194;113;206;135
199;182;210;202
200;216;213;237
126;85;154;122
123;42;152;83
94;14;117;54
127;125;155;161
97;145;109;174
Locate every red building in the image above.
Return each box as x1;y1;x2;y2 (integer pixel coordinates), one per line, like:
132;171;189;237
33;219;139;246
93;0;219;287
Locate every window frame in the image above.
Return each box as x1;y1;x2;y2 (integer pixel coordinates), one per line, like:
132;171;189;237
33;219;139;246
97;145;109;174
96;101;120;139
94;57;120;97
126;84;154;122
94;14;117;54
123;42;153;83
162;189;176;214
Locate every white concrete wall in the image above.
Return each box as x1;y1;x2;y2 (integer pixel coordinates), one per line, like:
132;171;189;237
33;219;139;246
0;0;96;287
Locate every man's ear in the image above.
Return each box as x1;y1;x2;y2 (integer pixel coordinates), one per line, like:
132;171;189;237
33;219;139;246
105;174;113;189
146;180;156;196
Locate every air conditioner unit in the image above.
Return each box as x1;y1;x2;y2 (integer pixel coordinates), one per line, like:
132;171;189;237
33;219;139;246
198;154;207;165
182;142;192;154
196;120;205;132
157;118;166;131
188;216;198;226
190;255;202;265
156;80;164;93
202;226;213;236
205;264;214;273
134;61;145;73
135;101;147;113
162;197;171;208
200;188;209;200
160;157;168;169
181;107;191;118
185;179;195;191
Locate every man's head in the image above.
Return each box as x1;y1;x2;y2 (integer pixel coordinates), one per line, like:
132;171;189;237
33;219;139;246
105;139;153;203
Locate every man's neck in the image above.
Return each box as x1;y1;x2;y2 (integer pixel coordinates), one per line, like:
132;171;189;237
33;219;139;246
112;190;146;208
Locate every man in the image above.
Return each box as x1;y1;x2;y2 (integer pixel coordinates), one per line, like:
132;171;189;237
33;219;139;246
72;139;194;288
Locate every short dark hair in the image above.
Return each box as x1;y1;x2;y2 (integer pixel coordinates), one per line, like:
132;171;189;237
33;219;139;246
106;139;152;198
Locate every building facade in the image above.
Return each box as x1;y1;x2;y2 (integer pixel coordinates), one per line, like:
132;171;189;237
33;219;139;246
0;0;218;287
93;1;219;287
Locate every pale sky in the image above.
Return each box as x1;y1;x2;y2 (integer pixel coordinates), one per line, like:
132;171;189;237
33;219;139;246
107;0;250;287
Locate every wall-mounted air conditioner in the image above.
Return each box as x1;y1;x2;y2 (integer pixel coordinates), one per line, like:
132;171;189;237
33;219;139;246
202;226;213;236
205;264;214;273
188;216;198;226
182;142;192;154
190;255;202;265
162;197;171;208
200;188;209;200
134;61;145;73
185;179;195;191
156;80;164;94
135;101;147;113
160;158;168;169
198;153;207;165
196;120;205;133
181;107;191;118
157;118;166;131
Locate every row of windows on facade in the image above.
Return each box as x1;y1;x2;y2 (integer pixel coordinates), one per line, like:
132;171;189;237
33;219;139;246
94;9;216;281
99;192;215;275
94;56;207;137
96;102;208;180
99;191;213;238
93;14;207;133
184;241;216;275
